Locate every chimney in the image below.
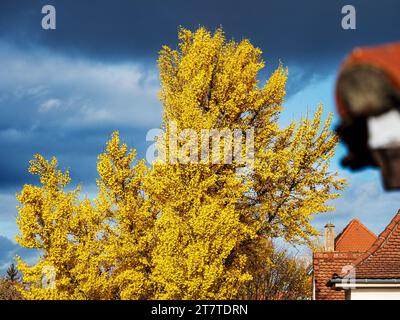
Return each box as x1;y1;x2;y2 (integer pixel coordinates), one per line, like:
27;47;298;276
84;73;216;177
324;223;335;252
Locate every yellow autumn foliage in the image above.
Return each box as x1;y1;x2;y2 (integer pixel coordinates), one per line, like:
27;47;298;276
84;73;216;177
15;27;345;300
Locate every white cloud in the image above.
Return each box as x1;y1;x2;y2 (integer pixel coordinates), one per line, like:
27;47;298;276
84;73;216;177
0;41;162;128
39;98;61;112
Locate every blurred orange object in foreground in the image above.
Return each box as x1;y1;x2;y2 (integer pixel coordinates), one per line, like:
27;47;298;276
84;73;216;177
335;42;400;190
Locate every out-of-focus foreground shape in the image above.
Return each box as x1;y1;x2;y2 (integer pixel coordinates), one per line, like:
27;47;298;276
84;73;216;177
336;42;400;190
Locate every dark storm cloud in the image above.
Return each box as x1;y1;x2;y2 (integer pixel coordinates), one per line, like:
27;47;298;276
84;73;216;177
1;0;400;64
0;0;398;190
0;0;398;189
0;124;151;189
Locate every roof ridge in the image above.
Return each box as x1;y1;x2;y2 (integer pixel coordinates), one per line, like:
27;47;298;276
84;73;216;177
334;219;357;244
334;218;377;248
349;210;400;272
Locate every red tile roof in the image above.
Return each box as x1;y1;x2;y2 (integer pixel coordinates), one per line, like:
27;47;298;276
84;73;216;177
313;252;363;300
349;210;400;279
313;218;377;299
335;219;377;252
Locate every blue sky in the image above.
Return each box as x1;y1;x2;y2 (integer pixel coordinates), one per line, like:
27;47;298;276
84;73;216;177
1;0;400;273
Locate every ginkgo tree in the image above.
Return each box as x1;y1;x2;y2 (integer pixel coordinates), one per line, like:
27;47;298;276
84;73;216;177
15;27;345;300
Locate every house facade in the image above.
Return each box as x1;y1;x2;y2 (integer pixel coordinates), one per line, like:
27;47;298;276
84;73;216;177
313;211;400;300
